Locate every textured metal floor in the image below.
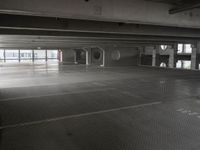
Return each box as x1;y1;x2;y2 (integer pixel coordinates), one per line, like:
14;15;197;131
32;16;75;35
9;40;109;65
0;63;200;150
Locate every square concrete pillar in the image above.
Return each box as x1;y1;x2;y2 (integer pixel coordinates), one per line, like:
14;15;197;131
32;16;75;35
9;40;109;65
196;42;200;70
74;51;78;64
85;49;92;65
152;46;159;67
169;45;177;68
191;44;197;70
100;49;106;67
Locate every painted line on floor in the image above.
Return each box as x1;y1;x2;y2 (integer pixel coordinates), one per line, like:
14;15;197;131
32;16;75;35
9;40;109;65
0;101;162;130
0;88;115;102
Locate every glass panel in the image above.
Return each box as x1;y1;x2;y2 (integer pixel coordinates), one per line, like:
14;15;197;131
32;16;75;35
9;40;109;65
5;50;19;60
47;50;58;59
176;60;182;68
183;61;191;69
34;50;46;59
176;60;191;69
184;44;192;53
20;50;33;60
177;44;183;53
160;62;167;67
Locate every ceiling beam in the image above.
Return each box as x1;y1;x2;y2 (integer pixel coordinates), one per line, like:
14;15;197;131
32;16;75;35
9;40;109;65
1;14;200;39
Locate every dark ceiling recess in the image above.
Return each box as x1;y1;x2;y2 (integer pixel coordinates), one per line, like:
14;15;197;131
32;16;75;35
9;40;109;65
169;1;200;14
146;0;200;14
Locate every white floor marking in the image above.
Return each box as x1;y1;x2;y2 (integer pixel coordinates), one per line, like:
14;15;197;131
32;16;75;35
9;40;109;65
0;88;115;102
0;101;162;130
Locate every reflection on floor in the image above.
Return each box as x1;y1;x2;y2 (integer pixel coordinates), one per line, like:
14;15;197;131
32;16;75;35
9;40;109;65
0;63;200;150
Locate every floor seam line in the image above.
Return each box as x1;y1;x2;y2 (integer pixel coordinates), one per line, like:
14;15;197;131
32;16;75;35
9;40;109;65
0;101;162;130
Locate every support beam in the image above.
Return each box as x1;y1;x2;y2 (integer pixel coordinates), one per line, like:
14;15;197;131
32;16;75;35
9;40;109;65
1;14;200;39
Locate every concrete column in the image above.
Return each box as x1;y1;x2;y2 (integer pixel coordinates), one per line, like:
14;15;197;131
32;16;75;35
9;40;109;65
196;42;200;70
18;50;21;62
152;49;156;67
85;48;92;65
100;49;106;67
138;47;144;66
74;50;78;64
3;49;5;62
45;50;48;62
152;46;159;67
32;50;35;63
169;45;177;68
191;44;197;70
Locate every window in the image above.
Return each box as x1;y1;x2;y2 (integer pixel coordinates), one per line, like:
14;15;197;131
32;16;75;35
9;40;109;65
177;44;192;54
160;62;167;67
178;44;183;53
183;61;191;69
34;50;46;59
160;45;168;51
1;49;60;63
47;50;58;59
176;60;182;69
5;50;19;60
20;50;32;59
176;60;191;69
184;44;192;53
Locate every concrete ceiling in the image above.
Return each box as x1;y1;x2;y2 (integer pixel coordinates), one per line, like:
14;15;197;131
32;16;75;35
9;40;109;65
0;0;200;28
0;0;199;49
0;13;199;49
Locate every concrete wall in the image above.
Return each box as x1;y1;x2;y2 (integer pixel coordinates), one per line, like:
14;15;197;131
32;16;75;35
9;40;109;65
75;49;86;64
141;45;173;66
62;47;139;67
105;47;139;67
1;0;200;28
62;49;86;64
62;49;75;63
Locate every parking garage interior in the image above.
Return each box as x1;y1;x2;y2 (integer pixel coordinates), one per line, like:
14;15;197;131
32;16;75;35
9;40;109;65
1;0;200;150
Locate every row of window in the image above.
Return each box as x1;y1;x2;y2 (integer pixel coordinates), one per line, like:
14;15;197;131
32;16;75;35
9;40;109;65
160;44;192;53
0;50;59;62
160;60;192;69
